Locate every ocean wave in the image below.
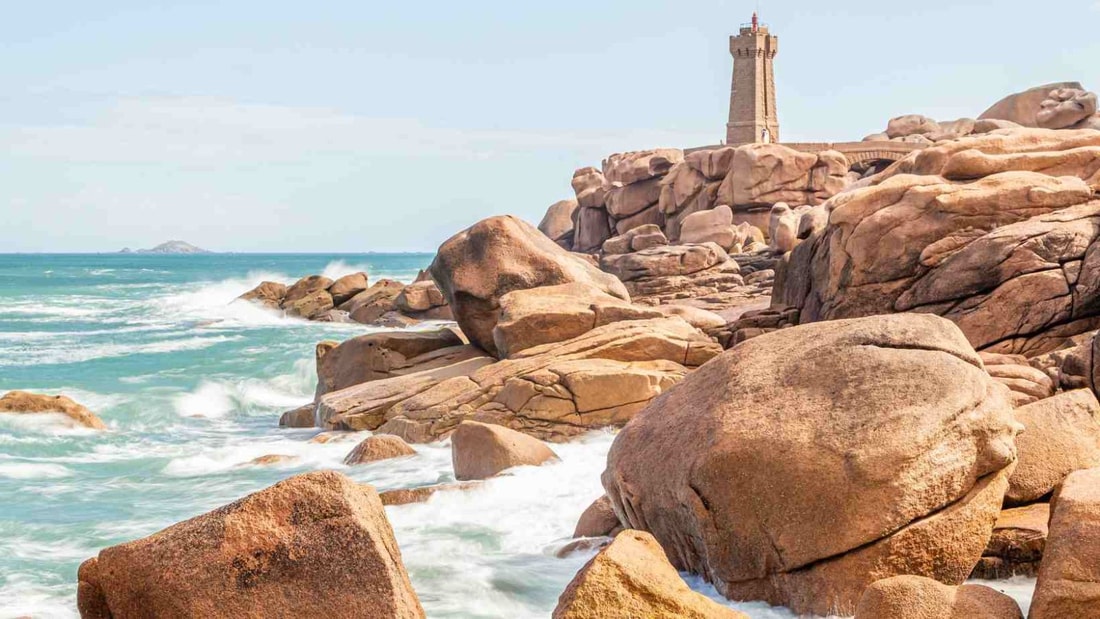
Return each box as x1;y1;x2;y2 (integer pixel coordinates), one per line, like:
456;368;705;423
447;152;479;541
320;259;371;281
0;461;72;479
161;432;357;477
0;574;77;619
0;335;242;367
172;362;315;420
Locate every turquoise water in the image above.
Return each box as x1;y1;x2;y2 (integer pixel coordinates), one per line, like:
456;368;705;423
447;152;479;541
0;253;1030;618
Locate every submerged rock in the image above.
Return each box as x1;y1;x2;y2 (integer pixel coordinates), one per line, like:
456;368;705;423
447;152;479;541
77;471;424;618
573;495;622;538
602;313;1020;615
0;391;106;430
552;530;746;619
450;420;559;481
344;434;417;465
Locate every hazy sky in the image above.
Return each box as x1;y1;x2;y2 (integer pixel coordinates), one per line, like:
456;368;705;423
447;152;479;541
2;1;1098;252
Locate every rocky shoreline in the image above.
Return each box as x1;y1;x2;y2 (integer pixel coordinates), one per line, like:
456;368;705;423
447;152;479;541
46;82;1100;617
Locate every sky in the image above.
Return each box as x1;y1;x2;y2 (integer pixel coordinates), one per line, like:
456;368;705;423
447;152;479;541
1;1;1098;253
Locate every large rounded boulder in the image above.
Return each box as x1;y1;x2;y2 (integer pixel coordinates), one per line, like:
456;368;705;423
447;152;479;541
77;471;424;618
429;215;629;357
602;313;1020;616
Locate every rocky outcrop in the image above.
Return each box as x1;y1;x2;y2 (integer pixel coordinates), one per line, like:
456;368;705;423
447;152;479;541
313;328;470;399
778;128;1100;356
601;224;668;255
554;144;852;256
393;281;449;316
76;471;424;618
552;530;746;619
1030;467;1100;618
1007;389;1100;505
492;283;663;359
328;272;370;306
317;317;720;442
972;503;1049;579
237;281;287;310
236;272;449;327
0;391;106;430
540;198;579;249
854;576;1022;619
450;420;559;481
343;434;417;465
573;495;622;538
980;82;1098;129
602;314;1019;615
718;144;849;209
430;215;628;358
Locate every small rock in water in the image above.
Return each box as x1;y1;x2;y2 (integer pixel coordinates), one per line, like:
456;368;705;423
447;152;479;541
0;391;106;430
243;454;299;467
450;421;559;481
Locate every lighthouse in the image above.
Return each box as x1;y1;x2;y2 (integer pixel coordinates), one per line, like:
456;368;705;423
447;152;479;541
726;12;780;145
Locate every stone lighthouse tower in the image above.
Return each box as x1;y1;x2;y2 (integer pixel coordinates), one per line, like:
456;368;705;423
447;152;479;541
726;12;779;145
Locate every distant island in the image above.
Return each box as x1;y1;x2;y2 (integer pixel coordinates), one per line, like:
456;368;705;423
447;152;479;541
119;241;212;255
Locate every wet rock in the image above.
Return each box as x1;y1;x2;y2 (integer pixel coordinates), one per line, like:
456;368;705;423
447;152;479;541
283;289;334;320
451;421;559;481
378;482;480;506
602;314;1020;615
343;434;417;465
340;279;406;324
278;404;315;428
244;454;299;467
573;495;621;538
76;471;425;618
552;530;746;619
282;275;333;306
0;391;106;430
236;281;287;310
327;272;370;306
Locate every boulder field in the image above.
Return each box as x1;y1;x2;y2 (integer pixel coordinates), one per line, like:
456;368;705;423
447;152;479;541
77;82;1100;617
237;270;451;326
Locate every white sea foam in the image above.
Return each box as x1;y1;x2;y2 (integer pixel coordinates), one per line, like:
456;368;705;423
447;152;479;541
0;335;242;366
0;462;72;479
320;259;371;281
161;432;358;476
0;413;103;436
172;361;315;420
0;574;77;619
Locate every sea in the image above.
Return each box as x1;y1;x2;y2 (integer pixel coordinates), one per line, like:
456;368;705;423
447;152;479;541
0;253;1035;618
